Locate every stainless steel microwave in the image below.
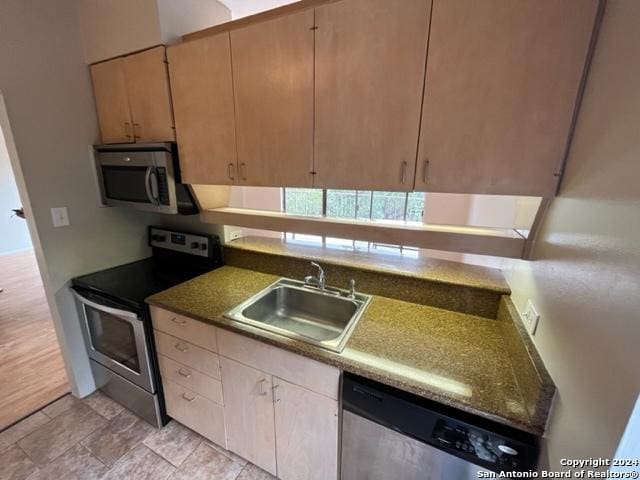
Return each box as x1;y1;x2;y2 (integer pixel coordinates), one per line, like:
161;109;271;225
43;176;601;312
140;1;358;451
94;143;197;215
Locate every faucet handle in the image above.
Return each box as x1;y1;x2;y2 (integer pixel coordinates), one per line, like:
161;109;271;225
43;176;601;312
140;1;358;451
348;279;356;299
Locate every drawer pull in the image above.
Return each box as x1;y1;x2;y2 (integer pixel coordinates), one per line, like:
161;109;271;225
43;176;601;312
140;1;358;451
174;343;189;353
178;368;192;378
272;383;281;403
171;317;187;326
182;392;196;402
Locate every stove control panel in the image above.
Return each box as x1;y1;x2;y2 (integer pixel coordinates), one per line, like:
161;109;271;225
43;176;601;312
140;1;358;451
149;227;212;258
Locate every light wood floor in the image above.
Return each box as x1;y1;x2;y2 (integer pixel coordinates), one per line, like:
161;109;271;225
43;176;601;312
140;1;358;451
0;249;69;431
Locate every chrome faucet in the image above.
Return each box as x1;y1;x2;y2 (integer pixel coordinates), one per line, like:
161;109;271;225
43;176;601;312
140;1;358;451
304;262;326;290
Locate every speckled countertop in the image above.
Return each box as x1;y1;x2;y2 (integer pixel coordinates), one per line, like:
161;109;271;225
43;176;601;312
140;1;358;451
227;236;511;293
147;266;543;434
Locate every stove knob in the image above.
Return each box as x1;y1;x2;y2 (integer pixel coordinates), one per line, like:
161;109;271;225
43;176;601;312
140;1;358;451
200;243;207;250
151;234;166;242
190;242;199;249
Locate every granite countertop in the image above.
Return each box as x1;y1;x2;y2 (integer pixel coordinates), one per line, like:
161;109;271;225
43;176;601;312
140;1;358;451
147;265;542;434
226;236;511;294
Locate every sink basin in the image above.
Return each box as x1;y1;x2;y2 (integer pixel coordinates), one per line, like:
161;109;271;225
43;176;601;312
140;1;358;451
224;278;372;352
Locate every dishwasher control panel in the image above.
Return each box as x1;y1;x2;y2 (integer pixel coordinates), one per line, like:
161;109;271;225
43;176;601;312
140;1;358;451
432;420;527;470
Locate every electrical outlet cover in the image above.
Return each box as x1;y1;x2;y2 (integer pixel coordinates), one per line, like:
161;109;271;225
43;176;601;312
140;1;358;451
522;299;540;336
50;207;70;228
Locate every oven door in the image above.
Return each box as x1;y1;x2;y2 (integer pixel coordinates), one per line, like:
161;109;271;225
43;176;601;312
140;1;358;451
73;290;155;393
95;149;177;214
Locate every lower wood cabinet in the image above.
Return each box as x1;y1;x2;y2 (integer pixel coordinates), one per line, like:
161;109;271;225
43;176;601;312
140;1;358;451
220;357;277;474
273;377;339;480
163;378;226;447
151;308;339;479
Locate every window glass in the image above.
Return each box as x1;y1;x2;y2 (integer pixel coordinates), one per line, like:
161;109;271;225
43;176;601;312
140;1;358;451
283;188;322;217
371;191;407;221
326;190;356;219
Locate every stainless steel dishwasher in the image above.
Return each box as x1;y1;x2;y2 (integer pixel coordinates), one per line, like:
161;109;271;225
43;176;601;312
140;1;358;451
341;373;539;479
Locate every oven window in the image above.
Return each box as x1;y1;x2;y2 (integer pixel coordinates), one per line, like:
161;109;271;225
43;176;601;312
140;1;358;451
85;306;140;373
102;166;151;203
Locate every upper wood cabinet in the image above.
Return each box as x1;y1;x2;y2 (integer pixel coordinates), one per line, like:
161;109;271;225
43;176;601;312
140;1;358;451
90;57;133;144
415;0;599;196
230;10;315;187
314;0;432;191
167;35;238;185
90;46;175;144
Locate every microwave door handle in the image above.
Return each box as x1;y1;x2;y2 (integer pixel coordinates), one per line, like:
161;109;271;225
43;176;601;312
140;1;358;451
144;166;158;205
71;290;139;321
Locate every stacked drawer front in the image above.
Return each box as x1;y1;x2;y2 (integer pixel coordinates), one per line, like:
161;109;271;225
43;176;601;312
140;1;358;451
151;306;226;447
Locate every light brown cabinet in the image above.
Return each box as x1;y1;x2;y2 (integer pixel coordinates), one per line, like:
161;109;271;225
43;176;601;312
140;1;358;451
90;46;175;144
230;9;315;187
415;0;599;196
314;0;432;191
167;34;238;185
220;357;277;475
274;377;339;480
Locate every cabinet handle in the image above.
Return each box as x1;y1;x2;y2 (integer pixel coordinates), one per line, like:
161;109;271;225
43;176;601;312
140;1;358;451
178;368;192;378
272;384;280;403
171;317;186;326
422;159;430;184
227;163;236;181
240;163;247;181
132;123;140;140
182;392;196;402
174;342;188;353
400;161;408;184
124;122;132;139
258;378;267;396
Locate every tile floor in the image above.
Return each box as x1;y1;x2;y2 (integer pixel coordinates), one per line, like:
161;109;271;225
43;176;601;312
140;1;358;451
0;393;274;480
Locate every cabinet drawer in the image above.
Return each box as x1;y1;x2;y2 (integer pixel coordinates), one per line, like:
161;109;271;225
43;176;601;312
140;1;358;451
163;378;226;447
154;330;220;379
151;305;217;352
158;354;223;405
217;328;340;400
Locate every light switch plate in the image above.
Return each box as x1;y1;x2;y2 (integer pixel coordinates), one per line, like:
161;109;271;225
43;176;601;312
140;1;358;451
51;207;70;227
522;299;540;336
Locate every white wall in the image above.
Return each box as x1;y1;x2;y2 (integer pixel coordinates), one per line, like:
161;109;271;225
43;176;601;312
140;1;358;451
0;0;164;396
76;0;231;63
220;0;297;19
504;0;640;469
0;127;31;254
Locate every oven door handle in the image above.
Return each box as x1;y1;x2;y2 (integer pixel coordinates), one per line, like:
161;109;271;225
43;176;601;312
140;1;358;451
72;290;139;321
144;166;159;205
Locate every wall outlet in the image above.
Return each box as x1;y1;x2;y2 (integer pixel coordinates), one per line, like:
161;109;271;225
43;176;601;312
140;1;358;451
522;299;540;336
228;229;243;241
50;207;70;227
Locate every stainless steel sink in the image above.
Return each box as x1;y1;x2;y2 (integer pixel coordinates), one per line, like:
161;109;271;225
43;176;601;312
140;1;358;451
224;278;372;353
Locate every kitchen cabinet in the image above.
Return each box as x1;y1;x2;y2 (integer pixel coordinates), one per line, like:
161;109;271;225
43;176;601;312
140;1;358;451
314;0;432;191
90;57;132;144
230;9;314;187
415;0;599;196
167;34;238;185
220;357;277;475
90;46;175;144
273;378;339;480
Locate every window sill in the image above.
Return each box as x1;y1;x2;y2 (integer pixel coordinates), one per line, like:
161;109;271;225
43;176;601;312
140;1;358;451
201;207;526;259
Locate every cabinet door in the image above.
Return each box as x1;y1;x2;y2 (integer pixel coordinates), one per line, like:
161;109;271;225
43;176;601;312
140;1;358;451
314;0;431;191
167;34;238;185
231;10;314;187
274;378;339;480
123;46;175;143
416;0;599;196
220;357;276;475
90;58;133;144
